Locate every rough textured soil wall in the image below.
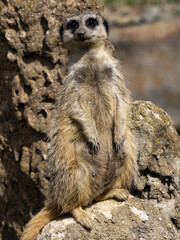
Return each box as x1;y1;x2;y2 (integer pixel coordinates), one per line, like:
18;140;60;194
0;1;103;239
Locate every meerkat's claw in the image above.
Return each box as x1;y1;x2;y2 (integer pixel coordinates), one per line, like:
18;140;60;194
89;137;100;154
114;142;120;152
114;137;125;157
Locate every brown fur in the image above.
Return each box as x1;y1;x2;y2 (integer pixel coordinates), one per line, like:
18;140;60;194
21;12;138;240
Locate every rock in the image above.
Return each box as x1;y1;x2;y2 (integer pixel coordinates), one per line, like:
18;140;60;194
37;197;179;240
132;101;180;228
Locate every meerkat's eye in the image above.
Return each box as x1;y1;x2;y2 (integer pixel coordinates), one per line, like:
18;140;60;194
86;18;98;28
67;20;79;31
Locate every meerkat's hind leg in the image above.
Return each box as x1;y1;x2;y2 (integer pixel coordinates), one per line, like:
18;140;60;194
96;126;137;203
71;207;93;229
96;188;129;202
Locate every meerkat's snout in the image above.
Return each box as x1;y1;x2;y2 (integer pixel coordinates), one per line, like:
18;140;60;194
75;28;88;41
77;31;85;40
72;17;99;42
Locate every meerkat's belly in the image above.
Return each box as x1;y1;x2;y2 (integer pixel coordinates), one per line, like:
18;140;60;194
82;85;115;129
76;131;115;198
76;84;117;196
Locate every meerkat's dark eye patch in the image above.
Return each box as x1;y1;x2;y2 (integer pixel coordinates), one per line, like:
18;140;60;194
67;20;79;31
103;19;109;34
86;18;98;29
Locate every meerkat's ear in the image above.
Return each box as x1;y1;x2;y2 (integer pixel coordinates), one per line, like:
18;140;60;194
60;24;64;40
103;19;109;35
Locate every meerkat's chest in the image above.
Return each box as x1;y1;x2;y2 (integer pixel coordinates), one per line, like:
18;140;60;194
76;64;120;126
77;61;120;98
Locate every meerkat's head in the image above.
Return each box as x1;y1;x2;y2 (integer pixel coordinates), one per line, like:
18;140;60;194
60;12;109;50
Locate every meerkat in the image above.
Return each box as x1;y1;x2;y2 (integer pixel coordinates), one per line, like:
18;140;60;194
21;12;138;240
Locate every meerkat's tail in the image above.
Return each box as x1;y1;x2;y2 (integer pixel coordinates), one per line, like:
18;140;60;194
21;205;59;240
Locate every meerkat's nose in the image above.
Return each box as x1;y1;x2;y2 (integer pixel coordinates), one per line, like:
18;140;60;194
77;31;85;39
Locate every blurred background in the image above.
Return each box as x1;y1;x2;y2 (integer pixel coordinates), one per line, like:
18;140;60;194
103;0;180;133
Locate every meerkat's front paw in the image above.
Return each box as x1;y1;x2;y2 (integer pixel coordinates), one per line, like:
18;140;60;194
114;136;125;157
88;137;100;155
